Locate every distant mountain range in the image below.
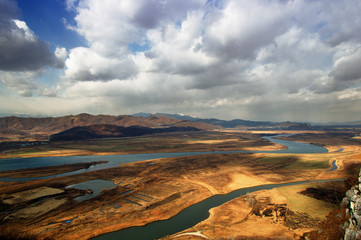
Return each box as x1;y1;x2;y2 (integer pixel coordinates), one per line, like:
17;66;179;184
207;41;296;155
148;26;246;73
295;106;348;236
132;112;313;129
1;112;359;143
313;121;361;126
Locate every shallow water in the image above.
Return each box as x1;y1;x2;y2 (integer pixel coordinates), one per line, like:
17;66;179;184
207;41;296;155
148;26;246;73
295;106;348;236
66;179;119;202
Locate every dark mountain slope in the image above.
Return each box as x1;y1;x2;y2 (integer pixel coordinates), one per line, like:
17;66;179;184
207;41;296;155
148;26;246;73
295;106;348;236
49;124;201;141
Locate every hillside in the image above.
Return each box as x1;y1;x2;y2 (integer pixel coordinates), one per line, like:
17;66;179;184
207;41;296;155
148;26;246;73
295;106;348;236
49;125;201;141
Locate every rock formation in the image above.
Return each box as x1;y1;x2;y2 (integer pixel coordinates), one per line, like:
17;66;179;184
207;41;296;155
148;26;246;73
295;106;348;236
342;168;361;240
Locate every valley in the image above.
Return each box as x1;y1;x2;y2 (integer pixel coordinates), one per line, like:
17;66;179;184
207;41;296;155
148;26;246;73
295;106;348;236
0;114;360;239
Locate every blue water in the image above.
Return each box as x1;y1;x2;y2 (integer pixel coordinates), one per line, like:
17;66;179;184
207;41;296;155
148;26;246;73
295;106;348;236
66;179;119;202
327;160;338;171
0;135;328;182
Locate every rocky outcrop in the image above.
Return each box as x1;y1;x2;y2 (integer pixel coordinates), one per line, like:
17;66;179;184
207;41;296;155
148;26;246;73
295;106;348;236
342;168;361;240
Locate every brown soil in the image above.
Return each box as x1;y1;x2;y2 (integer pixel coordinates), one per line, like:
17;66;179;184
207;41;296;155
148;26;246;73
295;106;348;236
2;187;64;205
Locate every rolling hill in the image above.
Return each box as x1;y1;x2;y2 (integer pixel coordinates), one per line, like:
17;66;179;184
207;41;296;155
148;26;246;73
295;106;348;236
49;125;201;141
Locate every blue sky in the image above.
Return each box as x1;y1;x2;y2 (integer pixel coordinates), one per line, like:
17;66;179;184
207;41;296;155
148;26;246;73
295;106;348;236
1;0;361;122
17;0;84;50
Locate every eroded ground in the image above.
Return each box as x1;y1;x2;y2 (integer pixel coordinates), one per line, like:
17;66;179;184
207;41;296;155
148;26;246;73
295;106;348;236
0;130;360;240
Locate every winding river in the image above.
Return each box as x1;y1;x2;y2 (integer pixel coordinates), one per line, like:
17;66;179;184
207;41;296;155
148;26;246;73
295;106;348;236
0;135;335;239
90;135;332;240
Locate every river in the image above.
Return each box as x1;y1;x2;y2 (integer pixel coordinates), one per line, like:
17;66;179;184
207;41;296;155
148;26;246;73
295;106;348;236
0;134;327;182
0;134;335;239
90;135;333;240
92;179;341;240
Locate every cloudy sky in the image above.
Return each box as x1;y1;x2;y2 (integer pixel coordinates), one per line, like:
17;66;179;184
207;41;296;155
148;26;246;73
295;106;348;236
0;0;360;122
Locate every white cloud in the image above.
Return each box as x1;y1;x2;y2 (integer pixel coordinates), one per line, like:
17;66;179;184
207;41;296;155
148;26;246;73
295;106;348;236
54;0;361;121
0;71;39;97
330;46;361;82
65;0;78;11
54;47;68;68
201;0;297;60
64;47;137;81
0;69;58;98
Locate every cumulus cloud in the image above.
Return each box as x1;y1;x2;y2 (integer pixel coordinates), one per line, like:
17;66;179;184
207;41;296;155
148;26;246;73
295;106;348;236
0;69;57;98
131;0;204;29
54;0;361;121
0;71;40;97
0;0;66;72
201;0;296;60
316;0;361;46
54;47;68;68
0;0;76;101
329;47;361;82
64;47;137;81
0;0;68;98
0;17;55;71
3;0;361;121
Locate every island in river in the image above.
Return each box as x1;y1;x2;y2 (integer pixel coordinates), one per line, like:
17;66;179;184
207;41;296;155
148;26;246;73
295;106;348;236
0;129;361;240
